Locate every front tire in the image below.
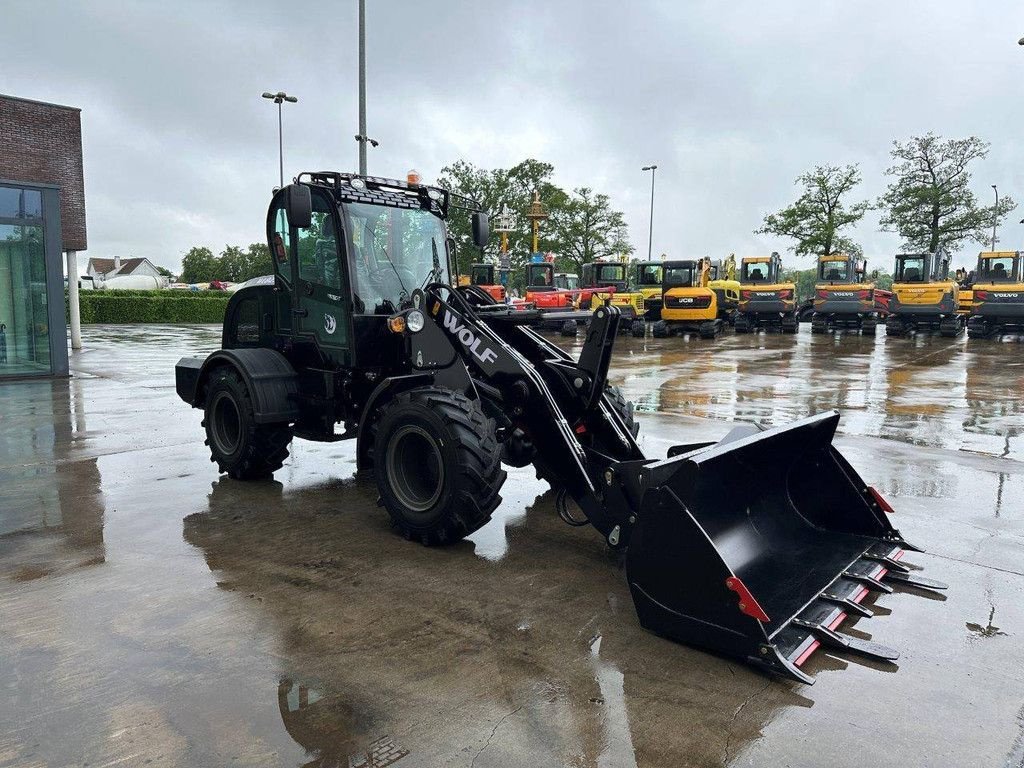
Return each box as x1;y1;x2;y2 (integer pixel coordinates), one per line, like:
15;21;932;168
373;387;505;545
203;368;292;480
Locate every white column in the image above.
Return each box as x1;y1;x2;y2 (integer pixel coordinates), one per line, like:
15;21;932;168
66;250;82;351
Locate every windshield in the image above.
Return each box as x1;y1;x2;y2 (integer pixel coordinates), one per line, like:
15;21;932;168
663;264;695;288
819;259;850;282
637;264;661;286
528;263;552;286
554;274;579;290
896;256;926;282
978;255;1017;282
742;261;770;282
344;202;449;314
595;264;625;283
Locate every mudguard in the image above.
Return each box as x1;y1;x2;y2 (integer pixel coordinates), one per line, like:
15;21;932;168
176;348;300;424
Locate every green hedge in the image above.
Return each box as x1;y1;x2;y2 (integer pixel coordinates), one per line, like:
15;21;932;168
66;291;230;324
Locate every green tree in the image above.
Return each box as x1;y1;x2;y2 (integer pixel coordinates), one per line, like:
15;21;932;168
878;133;1017;252
437;158;567;281
758;164;871;257
155;265;175;280
178;246;217;284
550;187;632;273
219;244;269;283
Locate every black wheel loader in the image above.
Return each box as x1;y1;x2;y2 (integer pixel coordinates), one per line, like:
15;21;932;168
175;171;945;683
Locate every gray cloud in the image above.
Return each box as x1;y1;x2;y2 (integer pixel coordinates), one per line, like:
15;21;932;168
2;0;1023;273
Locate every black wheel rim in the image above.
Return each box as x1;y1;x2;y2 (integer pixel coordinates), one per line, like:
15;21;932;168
386;425;444;513
211;391;242;455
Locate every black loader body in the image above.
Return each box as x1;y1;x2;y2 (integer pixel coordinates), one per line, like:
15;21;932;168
176;171;944;683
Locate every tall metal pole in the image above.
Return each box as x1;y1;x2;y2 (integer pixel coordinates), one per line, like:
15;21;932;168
263;91;297;188
278;101;284;188
991;185;999;251
358;0;367;175
642;165;657;261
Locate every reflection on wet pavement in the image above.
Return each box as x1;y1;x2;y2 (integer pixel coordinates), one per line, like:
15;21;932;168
0;324;1022;767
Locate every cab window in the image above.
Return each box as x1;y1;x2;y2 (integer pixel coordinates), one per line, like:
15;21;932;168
471;265;492;285
742;262;769;282
819;260;849;281
896;256;926;282
637;264;661;285
528;264;551;286
979;256;1016;282
596;264;624;283
272;208;291;282
297;194;341;289
663;265;694;287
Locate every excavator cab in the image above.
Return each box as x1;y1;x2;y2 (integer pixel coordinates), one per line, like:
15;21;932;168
967;251;1024;338
470;263;506;303
735;253;798;333
706;257;740;319
887;249;961;337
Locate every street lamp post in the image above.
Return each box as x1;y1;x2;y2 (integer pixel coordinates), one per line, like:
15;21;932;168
353;0;380;175
262;91;298;188
991;185;999;251
642;165;657;261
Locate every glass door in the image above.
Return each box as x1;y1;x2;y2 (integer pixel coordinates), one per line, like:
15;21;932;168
0;184;51;376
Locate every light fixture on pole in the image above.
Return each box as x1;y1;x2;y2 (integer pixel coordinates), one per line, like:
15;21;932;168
642;165;658;261
991;185;999;251
353;0;380;175
262;91;298;188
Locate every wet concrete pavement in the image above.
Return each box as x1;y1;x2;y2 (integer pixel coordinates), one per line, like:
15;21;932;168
1;324;1022;767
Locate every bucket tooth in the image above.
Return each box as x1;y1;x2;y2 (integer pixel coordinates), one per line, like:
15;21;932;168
842;570;894;593
884;571;948;591
754;644;817;685
863;553;911;574
792;619;899;662
820;593;874;618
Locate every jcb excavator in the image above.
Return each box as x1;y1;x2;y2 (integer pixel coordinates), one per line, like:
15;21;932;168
734;253;798;333
965;251;1024;338
886;248;962;337
811;254;891;335
175;170;944;684
653;258;728;339
469;262;506;303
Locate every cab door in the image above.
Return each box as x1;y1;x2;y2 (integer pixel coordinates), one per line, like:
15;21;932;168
294;190;351;364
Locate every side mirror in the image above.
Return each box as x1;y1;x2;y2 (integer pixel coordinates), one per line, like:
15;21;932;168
471;211;490;248
286;184;312;229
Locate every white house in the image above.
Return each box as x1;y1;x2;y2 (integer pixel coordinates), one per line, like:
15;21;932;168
86;255;166;286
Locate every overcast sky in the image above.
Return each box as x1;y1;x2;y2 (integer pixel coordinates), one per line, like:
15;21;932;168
3;1;1024;273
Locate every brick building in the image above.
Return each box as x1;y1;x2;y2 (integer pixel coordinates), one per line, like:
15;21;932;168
0;94;88;377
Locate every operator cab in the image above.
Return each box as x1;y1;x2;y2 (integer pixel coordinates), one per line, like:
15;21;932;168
553;273;580;291
246;172;487;368
582;261;627;291
976;252;1022;284
817;255;865;284
471;263;495;286
741;259;773;283
662;261;698;289
635;262;662;288
526;262;555;291
894;251;949;283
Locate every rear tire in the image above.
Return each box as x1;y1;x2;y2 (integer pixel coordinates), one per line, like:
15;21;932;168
652;320;669;338
560;320;578;337
734;315;750;334
605;384;639;438
698;320;718;339
861;316;878;336
373;387;505;545
810;314;828;334
781;314;798;334
203;368;292;480
631;319;646;338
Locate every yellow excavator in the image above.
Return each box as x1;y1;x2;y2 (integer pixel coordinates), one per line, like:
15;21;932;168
653;257;726;339
810;254;891;335
734;252;798;333
886;248;962;337
707;254;740;323
965;251;1024;338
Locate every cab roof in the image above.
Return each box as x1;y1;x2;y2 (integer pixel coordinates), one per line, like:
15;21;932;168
979;251;1020;259
742;256;771;263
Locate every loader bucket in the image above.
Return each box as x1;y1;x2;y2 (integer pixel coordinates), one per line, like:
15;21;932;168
625;411;944;683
